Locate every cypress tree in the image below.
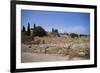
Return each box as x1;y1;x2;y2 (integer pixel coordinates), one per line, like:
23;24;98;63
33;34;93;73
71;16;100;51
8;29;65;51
22;25;26;32
27;22;30;36
52;28;54;32
55;29;58;33
34;24;36;28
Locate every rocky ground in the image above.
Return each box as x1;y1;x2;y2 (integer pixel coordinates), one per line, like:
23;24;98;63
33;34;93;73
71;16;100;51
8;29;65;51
21;36;90;63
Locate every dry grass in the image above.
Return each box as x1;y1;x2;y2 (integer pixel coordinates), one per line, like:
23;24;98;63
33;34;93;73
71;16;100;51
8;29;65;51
21;35;90;62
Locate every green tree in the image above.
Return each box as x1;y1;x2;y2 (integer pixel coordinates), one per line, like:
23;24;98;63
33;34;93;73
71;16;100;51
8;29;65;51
55;29;58;33
52;28;54;32
32;26;47;37
22;25;26;32
34;24;36;28
27;22;31;36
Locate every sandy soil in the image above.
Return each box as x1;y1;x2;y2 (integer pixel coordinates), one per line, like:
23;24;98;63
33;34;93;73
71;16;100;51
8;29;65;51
21;36;90;63
21;52;85;63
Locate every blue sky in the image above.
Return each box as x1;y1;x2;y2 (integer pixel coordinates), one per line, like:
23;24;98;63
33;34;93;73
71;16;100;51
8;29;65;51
21;10;90;34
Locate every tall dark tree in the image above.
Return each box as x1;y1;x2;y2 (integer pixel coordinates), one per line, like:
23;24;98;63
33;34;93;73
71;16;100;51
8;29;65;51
34;24;36;28
55;29;58;33
52;28;54;32
27;22;30;36
22;25;26;32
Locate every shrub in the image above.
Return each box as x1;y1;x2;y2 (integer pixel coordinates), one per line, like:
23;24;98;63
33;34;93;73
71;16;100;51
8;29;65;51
70;33;79;38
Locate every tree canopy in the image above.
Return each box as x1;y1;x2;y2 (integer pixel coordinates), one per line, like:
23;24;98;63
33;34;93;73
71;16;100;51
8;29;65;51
32;26;47;37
